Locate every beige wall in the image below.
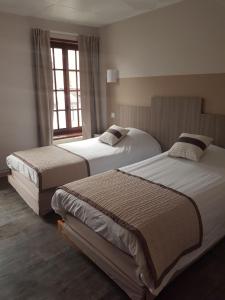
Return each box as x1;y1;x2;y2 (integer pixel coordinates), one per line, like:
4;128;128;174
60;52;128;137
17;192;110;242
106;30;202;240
1;0;225;170
108;74;225;120
100;0;225;126
0;12;97;171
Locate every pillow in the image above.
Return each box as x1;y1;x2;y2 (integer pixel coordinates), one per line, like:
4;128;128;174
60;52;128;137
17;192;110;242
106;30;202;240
168;133;213;161
99;125;129;146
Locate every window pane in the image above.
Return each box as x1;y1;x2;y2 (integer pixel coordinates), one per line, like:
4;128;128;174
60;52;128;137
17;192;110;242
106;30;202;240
58;111;66;129
52;71;55;90
68;50;75;69
57;91;65;109
69;71;77;89
70;92;78;109
71;110;78;127
51;48;54;68
79;110;82;126
54;48;63;69
55;70;64;90
53;111;58;129
78;91;81;109
76;51;79;70
77;71;80;89
53;93;57;110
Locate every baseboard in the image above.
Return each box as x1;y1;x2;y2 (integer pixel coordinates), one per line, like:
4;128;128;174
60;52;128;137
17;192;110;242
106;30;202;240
0;169;11;178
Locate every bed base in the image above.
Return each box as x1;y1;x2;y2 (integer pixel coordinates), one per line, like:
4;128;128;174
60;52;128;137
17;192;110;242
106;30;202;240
58;215;154;300
8;170;55;216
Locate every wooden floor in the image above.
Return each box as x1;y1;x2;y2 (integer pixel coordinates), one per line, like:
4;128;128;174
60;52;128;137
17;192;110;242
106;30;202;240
0;177;225;300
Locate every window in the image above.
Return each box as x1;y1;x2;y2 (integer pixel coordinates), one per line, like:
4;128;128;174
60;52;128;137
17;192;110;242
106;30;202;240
51;39;82;137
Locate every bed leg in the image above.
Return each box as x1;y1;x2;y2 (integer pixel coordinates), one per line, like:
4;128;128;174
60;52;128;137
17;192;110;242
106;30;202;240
57;219;65;232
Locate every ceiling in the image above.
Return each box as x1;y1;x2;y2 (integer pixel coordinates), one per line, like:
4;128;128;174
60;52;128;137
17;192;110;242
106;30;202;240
0;0;186;27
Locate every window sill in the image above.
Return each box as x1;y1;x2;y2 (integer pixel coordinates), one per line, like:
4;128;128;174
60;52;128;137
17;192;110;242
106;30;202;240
53;132;82;141
53;133;83;145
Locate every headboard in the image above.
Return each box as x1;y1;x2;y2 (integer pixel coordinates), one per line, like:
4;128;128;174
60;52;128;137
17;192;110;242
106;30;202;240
113;96;225;151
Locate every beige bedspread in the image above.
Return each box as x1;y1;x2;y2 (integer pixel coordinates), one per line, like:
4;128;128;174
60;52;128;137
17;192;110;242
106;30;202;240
13;145;90;191
60;169;203;288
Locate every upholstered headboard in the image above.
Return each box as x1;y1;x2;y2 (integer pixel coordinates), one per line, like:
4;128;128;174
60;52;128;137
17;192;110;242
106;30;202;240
113;96;225;151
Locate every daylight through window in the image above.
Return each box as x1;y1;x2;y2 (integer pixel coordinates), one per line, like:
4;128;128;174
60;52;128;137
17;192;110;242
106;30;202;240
51;39;82;137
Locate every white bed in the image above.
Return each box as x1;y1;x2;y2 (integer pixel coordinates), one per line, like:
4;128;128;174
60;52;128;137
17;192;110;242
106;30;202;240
7;128;161;215
52;144;225;298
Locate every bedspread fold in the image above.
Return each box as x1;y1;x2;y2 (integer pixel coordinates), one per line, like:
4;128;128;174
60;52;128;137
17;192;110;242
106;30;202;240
12;145;90;191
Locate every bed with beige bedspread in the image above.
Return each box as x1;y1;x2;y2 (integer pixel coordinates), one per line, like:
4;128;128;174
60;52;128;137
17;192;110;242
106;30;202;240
7;128;161;215
58;169;202;290
52;145;225;299
12;145;90;191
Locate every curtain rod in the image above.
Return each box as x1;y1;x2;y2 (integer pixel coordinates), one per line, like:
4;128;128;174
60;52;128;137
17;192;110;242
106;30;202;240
50;30;79;37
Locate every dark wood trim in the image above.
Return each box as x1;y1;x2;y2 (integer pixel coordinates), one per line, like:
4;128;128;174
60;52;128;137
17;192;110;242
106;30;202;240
50;39;78;49
51;38;81;137
63;47;71;129
52;68;80;72
54;127;82;135
53;132;82;140
75;52;80;126
52;48;60;129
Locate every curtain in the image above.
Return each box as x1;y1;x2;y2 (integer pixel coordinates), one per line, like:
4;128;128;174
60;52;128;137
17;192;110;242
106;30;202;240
32;28;53;146
79;35;101;139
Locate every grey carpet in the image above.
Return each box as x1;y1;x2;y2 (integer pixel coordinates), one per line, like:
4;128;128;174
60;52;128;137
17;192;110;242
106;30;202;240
0;178;127;300
0;178;225;300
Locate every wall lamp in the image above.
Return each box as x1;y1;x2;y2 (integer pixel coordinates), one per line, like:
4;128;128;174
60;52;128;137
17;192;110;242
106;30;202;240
106;69;118;83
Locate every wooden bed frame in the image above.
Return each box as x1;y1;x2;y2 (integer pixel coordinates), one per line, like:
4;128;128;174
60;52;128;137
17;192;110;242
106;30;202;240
8;170;55;215
58;217;153;300
57;97;225;300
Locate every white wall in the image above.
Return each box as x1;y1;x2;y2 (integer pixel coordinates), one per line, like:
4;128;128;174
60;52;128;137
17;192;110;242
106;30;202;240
100;0;225;78
0;12;97;171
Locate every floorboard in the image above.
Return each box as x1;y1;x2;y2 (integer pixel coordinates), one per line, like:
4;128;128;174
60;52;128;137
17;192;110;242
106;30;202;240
0;178;224;300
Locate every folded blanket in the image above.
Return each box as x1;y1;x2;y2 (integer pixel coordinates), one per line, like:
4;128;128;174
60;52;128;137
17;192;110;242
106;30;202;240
12;145;90;191
60;169;203;288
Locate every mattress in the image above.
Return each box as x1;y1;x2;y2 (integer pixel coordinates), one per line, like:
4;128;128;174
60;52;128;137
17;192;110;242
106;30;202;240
52;144;225;296
6;128;161;188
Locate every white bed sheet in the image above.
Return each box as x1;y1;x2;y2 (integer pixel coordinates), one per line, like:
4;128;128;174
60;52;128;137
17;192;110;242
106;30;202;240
52;144;225;295
6;128;161;187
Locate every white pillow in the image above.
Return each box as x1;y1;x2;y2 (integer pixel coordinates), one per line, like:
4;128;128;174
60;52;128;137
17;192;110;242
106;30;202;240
168;133;213;161
99;125;129;146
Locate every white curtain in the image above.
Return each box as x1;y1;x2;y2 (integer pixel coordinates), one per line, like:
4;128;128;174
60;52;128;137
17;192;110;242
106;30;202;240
79;35;101;139
32;28;53;146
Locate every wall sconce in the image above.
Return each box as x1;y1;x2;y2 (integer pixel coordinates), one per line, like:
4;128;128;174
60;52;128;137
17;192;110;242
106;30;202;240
106;69;118;83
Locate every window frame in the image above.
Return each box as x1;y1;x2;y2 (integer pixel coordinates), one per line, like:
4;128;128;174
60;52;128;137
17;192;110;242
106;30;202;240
51;38;82;137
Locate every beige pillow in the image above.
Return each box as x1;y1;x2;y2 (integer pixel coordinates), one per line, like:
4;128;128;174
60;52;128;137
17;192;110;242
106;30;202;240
99;125;129;146
168;133;213;161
